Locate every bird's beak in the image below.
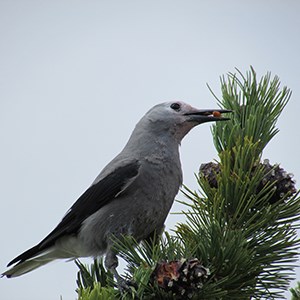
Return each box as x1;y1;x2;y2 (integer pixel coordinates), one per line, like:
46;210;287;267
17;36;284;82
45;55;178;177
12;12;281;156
185;109;232;124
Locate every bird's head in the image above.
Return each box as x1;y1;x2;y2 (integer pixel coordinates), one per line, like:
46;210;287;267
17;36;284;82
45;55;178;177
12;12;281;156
143;101;231;142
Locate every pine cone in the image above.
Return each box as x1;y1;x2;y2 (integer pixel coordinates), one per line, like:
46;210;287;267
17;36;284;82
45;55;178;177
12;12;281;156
199;159;297;204
151;258;209;299
199;162;220;189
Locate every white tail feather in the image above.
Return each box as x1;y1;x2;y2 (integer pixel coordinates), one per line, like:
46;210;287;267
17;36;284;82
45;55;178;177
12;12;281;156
3;257;55;278
2;247;76;278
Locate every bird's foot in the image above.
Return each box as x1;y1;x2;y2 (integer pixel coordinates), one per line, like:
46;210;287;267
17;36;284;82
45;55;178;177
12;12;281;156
106;252;138;295
116;276;138;293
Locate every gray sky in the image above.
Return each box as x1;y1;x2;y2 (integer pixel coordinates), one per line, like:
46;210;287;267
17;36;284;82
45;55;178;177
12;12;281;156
1;1;299;299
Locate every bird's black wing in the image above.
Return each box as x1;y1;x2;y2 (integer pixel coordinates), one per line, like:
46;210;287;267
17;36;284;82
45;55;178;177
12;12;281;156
8;160;140;266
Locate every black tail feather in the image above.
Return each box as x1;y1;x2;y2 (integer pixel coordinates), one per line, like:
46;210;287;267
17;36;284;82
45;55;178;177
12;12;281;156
7;244;41;267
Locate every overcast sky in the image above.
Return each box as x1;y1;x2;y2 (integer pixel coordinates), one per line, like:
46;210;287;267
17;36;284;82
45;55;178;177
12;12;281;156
1;1;300;299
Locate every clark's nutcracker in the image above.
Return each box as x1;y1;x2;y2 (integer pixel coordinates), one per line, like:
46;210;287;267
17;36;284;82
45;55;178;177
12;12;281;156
2;101;230;282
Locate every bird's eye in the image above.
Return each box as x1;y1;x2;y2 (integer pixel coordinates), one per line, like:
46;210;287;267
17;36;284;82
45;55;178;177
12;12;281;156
170;103;181;111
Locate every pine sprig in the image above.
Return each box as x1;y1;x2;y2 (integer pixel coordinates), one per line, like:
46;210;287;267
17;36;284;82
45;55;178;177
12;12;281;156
75;258;118;300
179;67;300;299
77;282;116;300
208;66;291;156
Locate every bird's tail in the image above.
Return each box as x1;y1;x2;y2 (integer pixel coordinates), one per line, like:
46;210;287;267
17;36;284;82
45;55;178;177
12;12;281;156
2;248;73;278
2;254;54;278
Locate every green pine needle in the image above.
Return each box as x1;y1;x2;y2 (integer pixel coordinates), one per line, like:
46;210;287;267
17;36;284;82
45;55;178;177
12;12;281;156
291;282;300;300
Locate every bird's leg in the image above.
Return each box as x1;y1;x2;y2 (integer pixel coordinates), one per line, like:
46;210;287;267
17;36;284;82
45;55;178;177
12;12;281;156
105;248;131;292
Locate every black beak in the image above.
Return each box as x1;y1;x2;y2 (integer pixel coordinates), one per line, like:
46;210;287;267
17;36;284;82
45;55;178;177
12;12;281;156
185;109;232;123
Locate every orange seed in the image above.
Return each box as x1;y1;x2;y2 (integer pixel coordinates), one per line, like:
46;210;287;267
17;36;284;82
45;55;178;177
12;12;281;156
213;111;221;118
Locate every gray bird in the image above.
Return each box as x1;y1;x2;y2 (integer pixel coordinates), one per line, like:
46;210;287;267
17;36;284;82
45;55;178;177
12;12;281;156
2;101;230;283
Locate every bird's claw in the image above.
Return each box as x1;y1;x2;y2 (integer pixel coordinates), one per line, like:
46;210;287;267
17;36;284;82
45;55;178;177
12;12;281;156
117;277;138;293
112;268;137;294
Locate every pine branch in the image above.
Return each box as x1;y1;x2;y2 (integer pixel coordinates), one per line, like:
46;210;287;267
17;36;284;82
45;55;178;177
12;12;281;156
178;67;300;299
75;67;300;300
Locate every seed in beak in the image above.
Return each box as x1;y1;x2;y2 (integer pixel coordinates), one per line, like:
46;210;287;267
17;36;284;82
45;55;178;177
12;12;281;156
213;111;222;118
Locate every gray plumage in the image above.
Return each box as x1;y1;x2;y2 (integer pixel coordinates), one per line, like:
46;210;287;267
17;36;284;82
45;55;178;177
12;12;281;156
2;101;230;279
